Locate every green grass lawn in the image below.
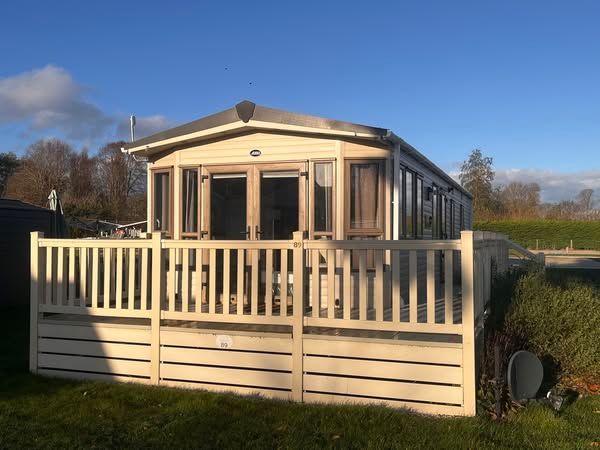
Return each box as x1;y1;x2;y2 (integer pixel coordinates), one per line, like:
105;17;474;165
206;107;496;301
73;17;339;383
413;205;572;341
1;306;599;449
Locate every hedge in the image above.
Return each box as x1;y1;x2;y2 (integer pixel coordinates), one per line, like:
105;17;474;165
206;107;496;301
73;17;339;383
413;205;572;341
474;220;600;250
506;270;600;381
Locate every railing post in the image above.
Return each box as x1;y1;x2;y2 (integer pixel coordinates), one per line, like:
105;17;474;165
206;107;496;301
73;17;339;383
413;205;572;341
150;232;164;385
30;231;43;374
460;230;476;415
292;231;305;402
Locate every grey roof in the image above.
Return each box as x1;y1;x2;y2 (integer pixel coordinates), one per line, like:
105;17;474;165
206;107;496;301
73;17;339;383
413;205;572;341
0;198;51;212
124;100;471;198
124;100;388;150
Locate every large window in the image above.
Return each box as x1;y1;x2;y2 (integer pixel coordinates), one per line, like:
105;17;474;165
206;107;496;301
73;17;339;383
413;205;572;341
449;199;455;239
397;168;404;237
405;170;413;237
152;169;172;235
432;185;440;239
400;168;423;238
440;194;448;239
416;177;423;238
346;160;384;237
312;161;334;238
181;168;199;236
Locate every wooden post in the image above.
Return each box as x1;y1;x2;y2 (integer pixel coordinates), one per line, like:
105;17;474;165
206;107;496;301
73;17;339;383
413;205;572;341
292;231;305;402
150;232;164;385
461;230;476;416
30;231;43;373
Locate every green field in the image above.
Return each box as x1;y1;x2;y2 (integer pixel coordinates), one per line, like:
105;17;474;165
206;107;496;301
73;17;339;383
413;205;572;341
474;220;600;250
1;306;599;449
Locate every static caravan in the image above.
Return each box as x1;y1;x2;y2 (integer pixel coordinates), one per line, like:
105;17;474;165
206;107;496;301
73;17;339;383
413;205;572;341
30;102;517;416
131;100;472;244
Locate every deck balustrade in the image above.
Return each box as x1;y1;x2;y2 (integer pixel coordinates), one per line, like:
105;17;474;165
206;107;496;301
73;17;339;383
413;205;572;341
29;230;522;416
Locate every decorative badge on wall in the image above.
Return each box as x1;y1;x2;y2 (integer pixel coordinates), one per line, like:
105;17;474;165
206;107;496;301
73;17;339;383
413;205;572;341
250;149;261;157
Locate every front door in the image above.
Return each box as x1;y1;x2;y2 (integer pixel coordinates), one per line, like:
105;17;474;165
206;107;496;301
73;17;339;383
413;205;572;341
203;163;306;240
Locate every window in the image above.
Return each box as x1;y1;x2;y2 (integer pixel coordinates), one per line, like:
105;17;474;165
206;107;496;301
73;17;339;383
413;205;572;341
416;177;423;238
346;160;384;236
181;168;199;236
440;194;448;239
397;167;404;237
459;203;465;232
346;160;384;268
312;162;334;238
432;185;440;239
152;169;172;234
401;168;423;238
449;199;455;239
405;170;413;237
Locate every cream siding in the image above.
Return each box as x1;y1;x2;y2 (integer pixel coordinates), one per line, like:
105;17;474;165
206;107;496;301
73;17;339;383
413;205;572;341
146;130;472;242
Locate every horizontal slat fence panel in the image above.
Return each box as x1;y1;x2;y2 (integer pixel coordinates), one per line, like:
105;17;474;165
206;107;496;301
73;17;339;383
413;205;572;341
304;393;463;416
38;354;150;378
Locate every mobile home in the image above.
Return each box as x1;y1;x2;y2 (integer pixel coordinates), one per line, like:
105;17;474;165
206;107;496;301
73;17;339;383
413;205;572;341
30;102;519;416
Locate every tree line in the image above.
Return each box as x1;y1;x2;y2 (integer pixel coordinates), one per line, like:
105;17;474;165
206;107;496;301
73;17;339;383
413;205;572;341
1;142;595;225
0;139;146;223
459;149;598;221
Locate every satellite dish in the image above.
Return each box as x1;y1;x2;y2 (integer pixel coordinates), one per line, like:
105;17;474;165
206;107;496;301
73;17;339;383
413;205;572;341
507;350;543;401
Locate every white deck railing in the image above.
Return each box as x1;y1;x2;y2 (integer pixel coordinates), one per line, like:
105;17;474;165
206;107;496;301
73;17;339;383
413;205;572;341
30;230;516;415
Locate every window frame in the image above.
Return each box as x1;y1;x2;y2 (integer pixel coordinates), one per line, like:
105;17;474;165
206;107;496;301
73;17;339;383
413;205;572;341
416;176;424;238
180;166;202;239
449;199;455;239
432;184;440;239
309;159;336;240
397;166;405;238
150;167;174;237
399;167;424;239
344;159;385;239
405;169;414;238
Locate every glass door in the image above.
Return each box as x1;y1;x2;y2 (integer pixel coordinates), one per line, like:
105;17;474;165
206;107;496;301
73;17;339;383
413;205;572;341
255;163;306;240
202;165;253;240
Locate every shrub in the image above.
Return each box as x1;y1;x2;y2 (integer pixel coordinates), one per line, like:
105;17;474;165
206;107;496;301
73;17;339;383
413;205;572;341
506;270;600;382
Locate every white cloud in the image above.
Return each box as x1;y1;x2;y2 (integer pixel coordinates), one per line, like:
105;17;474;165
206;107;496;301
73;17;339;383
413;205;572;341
0;65;112;140
450;167;600;204
493;168;600;203
0;65;171;146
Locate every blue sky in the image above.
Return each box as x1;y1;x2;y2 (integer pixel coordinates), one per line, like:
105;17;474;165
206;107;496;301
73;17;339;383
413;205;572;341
1;0;599;201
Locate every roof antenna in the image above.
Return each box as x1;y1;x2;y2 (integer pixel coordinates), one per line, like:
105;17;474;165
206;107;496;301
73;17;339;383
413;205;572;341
130;115;136;142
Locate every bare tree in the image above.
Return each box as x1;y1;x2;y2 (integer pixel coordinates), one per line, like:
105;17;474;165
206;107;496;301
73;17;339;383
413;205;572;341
96;141;146;221
6;139;73;207
498;182;541;219
0;152;20;196
576;189;594;211
65;148;101;217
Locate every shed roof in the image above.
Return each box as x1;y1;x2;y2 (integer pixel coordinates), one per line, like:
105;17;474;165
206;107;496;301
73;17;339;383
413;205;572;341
0;198;51;213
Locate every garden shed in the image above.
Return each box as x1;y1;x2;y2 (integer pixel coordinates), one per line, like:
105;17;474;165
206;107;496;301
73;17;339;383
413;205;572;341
0;199;53;305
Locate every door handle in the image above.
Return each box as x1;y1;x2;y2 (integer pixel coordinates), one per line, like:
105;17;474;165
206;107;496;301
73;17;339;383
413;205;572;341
240;226;250;239
255;225;262;239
